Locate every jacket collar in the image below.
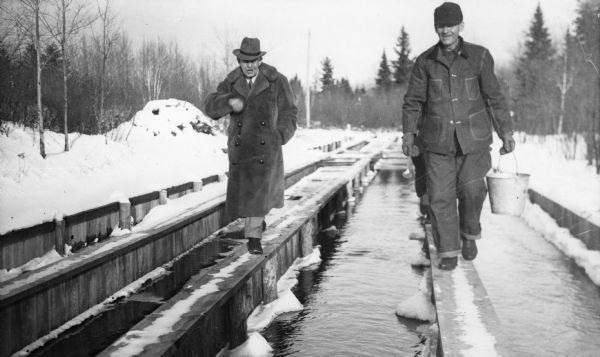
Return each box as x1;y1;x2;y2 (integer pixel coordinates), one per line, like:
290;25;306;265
227;63;278;98
426;37;470;64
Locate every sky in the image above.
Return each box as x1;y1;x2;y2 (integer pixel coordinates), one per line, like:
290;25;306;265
112;0;580;87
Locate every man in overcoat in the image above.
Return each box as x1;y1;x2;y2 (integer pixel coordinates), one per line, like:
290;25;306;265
402;2;515;270
204;37;298;254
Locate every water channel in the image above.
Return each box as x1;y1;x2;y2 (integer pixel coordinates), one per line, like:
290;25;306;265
264;152;600;357
25;150;600;357
263;163;429;356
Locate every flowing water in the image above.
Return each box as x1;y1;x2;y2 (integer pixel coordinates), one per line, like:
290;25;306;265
265;153;600;357
263;166;431;356
27;151;600;357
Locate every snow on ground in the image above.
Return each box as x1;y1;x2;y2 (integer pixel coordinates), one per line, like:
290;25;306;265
521;200;600;285
1;99;599;286
0;249;62;283
0;99;372;235
491;133;600;227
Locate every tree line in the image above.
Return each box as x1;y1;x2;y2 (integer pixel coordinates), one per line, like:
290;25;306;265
0;0;220;157
308;1;599;171
510;1;599;171
1;0;598;172
299;26;413;129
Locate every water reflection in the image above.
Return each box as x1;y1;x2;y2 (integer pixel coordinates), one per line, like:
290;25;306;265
264;168;428;356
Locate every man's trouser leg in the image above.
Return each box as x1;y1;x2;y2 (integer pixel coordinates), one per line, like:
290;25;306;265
244;216;264;239
425;152;460;258
412;153;428;198
457;150;491;241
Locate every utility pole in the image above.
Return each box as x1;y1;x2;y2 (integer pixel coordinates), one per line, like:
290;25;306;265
305;29;311;128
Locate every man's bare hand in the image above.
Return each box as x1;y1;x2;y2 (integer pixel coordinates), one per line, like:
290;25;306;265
228;98;244;113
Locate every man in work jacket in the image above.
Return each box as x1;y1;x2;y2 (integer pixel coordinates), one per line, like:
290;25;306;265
402;2;515;270
204;37;298;255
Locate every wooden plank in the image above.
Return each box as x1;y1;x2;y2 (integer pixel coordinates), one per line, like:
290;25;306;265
1;153;375;356
262;256;278;303
426;224;504;356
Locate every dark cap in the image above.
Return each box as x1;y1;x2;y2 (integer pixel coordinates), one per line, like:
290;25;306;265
434;2;463;27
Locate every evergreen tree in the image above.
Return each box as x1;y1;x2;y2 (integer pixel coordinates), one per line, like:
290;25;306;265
514;3;558;134
523;4;555;61
289;75;306;125
572;0;600;171
392;26;413;86
320;57;334;92
375;50;392;91
338;77;353;96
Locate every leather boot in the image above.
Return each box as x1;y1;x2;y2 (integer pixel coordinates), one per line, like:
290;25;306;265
461;239;478;261
247;238;263;255
438;257;458;270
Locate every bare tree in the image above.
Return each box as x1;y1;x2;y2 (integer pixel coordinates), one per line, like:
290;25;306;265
91;0;118;134
43;0;91;150
4;0;49;157
214;29;236;75
138;38;167;103
556;29;574;135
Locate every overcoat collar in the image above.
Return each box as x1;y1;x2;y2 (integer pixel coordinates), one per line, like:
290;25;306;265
227;63;278;98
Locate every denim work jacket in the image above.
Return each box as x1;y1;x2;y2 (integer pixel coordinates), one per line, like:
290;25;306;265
402;38;512;155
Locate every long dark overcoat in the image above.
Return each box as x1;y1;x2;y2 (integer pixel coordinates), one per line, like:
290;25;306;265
204;63;297;219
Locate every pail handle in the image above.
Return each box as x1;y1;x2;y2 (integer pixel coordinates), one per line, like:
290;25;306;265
495;152;519;174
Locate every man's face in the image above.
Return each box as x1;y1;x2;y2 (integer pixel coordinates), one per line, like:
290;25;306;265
239;58;261;78
435;22;464;49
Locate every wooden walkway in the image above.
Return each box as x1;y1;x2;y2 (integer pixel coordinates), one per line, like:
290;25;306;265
98;152;378;356
425;222;510;356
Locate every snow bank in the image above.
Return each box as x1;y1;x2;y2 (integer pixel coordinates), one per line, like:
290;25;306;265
0;100;228;234
522;201;600;286
0;249;62;283
0;101;372;235
490;133;600;227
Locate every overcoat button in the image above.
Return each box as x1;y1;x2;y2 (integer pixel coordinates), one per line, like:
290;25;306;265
235;141;240;146
261;121;266;126
259;159;264;164
260;140;265;145
237;122;242;127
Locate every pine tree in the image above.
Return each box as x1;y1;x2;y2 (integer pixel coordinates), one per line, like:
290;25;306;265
289;75;306;125
523;4;555;61
514;3;558;134
320;57;334;92
375;50;392;91
392;26;413;86
338;77;353;96
572;0;600;171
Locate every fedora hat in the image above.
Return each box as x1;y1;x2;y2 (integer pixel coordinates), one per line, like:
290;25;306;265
233;37;266;61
